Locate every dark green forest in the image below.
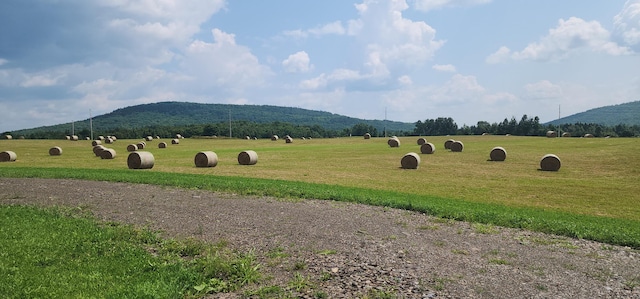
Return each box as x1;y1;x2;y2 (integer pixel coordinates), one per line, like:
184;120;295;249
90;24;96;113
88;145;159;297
5;101;640;139
547;101;640;126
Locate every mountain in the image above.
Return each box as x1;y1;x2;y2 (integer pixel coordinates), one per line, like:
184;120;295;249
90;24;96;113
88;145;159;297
546;100;640;126
11;101;415;135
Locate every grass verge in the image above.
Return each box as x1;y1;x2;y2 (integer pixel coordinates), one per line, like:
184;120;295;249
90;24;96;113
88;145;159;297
0;204;261;298
1;166;638;249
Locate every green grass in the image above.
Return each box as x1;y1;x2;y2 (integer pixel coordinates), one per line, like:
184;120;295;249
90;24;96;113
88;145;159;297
0;205;261;298
1;136;639;249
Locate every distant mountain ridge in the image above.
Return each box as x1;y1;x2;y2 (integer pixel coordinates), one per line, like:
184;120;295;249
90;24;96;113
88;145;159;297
547;100;640;126
12;101;415;134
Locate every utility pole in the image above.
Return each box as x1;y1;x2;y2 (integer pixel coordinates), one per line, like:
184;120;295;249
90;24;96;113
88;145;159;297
90;109;93;140
384;107;387;137
228;109;232;138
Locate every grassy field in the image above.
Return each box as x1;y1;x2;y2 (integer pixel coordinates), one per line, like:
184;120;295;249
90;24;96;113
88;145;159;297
1;135;639;247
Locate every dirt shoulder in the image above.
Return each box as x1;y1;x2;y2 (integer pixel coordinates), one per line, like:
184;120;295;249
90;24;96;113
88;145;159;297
1;178;638;298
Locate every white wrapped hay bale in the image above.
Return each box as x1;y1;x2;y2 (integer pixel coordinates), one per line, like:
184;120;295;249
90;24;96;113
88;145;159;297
128;151;155;169
100;148;116;159
194;151;218;168
420;142;435;154
490;147;507;161
540;154;561;171
401;152;420;169
0;151;17;162
49;146;62;156
238;150;258;165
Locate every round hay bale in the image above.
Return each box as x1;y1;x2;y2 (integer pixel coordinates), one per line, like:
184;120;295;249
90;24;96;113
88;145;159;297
98;136;105;140
93;145;106;156
238;150;258;165
111;136;117;141
444;139;455;150
561;132;571;138
420;142;436;154
70;135;79;141
92;140;102;146
126;144;138;152
158;142;167;149
85;137;90;140
155;136;160;140
546;131;557;138
65;136;70;140
489;147;507;161
387;137;400;148
194;151;218;168
145;136;153;141
245;136;251;140
450;141;464;152
271;135;279;141
364;133;371;139
584;133;595;138
417;137;427;145
401;152;421;169
105;138;114;144
137;142;146;149
540;154;561;171
285;136;293;143
171;139;180;145
4;135;12;140
0;151;17;162
100;148;116;159
127;151;155;169
49;146;62;156
176;134;183;139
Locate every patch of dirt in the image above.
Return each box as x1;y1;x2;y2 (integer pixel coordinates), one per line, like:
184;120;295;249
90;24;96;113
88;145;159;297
1;178;639;298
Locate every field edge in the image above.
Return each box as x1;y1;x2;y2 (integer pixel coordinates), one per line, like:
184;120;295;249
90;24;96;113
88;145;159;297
1;166;638;249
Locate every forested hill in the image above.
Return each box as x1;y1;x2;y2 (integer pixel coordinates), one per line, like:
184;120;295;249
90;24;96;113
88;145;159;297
546;100;640;126
12;101;414;135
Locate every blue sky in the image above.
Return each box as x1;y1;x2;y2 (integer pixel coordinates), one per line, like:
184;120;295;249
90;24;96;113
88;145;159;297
1;0;639;132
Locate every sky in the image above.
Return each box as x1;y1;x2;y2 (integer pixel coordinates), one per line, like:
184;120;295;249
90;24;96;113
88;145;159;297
1;0;639;132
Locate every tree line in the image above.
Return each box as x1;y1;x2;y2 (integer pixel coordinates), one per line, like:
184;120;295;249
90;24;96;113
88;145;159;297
4;114;639;140
413;115;640;137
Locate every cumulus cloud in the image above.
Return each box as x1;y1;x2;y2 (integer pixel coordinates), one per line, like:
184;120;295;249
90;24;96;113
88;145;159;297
413;0;492;12
181;29;272;93
282;51;313;73
283;21;347;38
613;0;640;51
523;80;563;100
488;17;631;63
432;64;457;72
292;0;444;93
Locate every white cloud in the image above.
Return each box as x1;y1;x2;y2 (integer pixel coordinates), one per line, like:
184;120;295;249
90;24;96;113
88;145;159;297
613;0;640;50
283;21;346;38
489;17;631;63
432;64;457;72
0;59;7;66
485;46;511;64
299;69;363;90
413;0;492;12
181;29;273;93
397;75;413;85
523;80;563;100
282;51;313;73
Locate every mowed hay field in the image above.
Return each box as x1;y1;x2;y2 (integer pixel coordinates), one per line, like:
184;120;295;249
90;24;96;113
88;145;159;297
1;135;639;223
